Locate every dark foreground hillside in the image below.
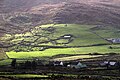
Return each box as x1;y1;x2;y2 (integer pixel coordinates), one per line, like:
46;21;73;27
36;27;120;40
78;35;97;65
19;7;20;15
1;54;120;80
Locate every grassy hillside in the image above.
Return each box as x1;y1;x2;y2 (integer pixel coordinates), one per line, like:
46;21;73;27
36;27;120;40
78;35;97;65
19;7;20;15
2;24;120;59
0;0;120;36
0;48;7;59
6;45;120;59
1;24;109;48
92;26;120;38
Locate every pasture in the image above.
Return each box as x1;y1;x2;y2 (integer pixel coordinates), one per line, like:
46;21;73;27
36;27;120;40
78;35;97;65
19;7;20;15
1;24;119;60
6;44;120;59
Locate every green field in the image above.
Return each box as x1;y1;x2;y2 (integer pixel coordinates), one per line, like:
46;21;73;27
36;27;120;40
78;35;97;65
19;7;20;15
0;24;120;59
1;24;109;47
40;24;108;46
6;45;120;59
0;74;48;78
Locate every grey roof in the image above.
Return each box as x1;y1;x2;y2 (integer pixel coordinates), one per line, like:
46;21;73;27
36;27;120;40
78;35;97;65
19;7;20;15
107;38;120;43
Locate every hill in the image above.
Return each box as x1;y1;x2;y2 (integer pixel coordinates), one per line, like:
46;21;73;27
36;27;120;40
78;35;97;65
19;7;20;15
2;24;120;59
0;0;120;36
0;0;120;59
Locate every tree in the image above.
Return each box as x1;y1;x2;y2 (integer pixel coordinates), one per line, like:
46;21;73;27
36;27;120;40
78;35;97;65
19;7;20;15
109;46;113;49
11;59;16;68
25;61;32;69
31;60;37;69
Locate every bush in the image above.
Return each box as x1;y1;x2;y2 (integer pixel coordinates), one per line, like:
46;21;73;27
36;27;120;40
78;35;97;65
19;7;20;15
90;52;102;55
107;53;118;55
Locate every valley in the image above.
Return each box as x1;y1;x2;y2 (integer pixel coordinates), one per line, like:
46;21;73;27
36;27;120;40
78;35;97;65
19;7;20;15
0;0;120;79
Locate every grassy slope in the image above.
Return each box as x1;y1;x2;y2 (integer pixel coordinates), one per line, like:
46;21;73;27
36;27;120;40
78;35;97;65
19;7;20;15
0;74;48;78
1;24;110;47
94;28;120;38
6;45;120;59
0;49;7;59
40;24;108;46
5;24;120;59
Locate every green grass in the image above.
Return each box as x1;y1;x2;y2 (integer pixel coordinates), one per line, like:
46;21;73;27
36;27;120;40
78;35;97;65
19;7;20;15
6;44;120;59
0;59;35;66
0;74;48;78
92;26;120;38
2;24;120;47
1;24;120;59
49;24;108;46
0;49;7;59
1;24;109;47
53;55;103;61
0;59;12;66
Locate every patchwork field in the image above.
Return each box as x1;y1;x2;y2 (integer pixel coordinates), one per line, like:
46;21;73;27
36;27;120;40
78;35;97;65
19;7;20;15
0;24;118;60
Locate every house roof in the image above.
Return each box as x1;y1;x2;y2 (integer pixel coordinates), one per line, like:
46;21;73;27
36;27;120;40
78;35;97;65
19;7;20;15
102;60;118;66
60;34;74;38
103;61;109;64
107;38;120;43
109;62;116;65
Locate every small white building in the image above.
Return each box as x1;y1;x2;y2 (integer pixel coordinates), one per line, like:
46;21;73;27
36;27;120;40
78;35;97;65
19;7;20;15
60;34;74;39
100;60;119;68
109;61;116;66
63;36;71;38
53;61;64;66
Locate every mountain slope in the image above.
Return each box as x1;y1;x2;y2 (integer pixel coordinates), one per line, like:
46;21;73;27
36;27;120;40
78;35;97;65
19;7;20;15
0;0;120;36
30;1;120;26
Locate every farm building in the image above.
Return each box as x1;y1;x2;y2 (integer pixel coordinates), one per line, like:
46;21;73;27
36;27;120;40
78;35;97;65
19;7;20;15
100;61;109;67
107;38;120;43
108;61;119;69
100;60;119;69
54;61;63;66
67;61;87;69
60;34;74;39
51;61;64;66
